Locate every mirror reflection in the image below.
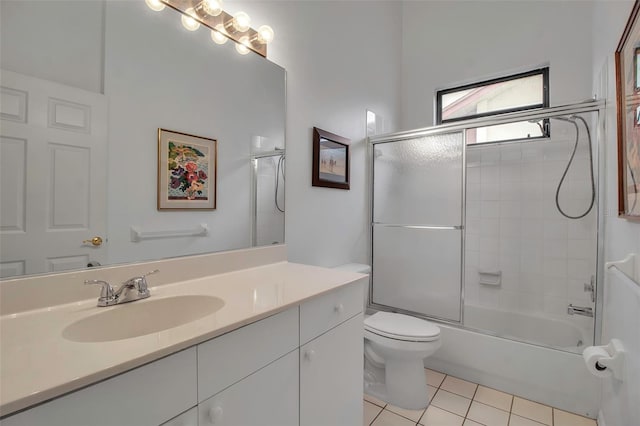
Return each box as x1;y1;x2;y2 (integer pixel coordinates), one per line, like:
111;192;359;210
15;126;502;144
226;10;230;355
0;0;286;279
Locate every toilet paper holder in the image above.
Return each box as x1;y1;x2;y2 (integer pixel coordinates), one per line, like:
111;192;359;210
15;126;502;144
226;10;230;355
584;339;625;381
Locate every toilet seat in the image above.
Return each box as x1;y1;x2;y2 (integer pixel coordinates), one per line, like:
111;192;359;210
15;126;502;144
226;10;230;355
365;312;440;342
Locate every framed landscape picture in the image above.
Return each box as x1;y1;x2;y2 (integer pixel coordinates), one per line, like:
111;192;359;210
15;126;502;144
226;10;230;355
157;128;217;210
616;0;640;219
312;127;350;190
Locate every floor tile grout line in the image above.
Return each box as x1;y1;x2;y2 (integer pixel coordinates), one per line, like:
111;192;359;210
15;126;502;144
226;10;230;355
471;398;513;414
463;383;480;420
383;405;426;424
368;403;384;426
428;396;471;422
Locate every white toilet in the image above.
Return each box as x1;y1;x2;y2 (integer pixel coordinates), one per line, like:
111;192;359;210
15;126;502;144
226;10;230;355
333;264;441;410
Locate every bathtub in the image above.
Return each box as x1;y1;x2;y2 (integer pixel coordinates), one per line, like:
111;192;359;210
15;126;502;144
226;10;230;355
422;306;600;418
463;304;592;353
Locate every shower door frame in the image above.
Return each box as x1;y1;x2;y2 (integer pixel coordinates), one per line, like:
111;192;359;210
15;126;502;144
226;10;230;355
250;150;286;247
368;99;606;347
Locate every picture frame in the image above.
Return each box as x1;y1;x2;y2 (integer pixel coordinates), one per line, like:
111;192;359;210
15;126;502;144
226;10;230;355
157;128;217;210
616;0;640;219
312;127;350;190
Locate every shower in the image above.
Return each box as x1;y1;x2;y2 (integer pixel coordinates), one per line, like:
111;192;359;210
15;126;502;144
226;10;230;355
531;115;596;219
369;100;604;355
252;150;285;246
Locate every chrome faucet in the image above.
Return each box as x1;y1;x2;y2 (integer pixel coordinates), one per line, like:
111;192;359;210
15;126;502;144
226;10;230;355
567;304;593;317
85;270;159;307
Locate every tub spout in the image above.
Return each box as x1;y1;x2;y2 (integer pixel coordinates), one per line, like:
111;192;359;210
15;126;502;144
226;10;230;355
567;304;593;317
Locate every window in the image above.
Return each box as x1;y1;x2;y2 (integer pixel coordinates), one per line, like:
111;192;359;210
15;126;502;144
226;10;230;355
436;68;549;144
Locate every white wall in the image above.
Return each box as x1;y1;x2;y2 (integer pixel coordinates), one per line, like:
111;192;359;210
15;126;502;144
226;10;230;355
591;1;640;425
401;1;594;130
0;1;104;93
103;2;285;264
1;0;286;268
233;1;402;267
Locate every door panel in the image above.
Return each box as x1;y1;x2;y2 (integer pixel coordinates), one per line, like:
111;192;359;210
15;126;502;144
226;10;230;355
372;226;462;322
0;70;107;277
373;132;463;225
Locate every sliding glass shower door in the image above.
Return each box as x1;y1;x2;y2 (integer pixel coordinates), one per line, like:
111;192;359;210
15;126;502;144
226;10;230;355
371;131;464;322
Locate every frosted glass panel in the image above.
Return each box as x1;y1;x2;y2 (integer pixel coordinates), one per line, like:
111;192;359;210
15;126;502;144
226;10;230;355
372;225;461;322
373;132;463;225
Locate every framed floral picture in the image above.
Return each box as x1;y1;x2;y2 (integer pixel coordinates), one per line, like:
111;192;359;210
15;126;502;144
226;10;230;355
157;128;217;210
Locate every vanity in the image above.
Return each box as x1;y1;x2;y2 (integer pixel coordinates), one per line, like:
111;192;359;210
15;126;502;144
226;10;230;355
0;246;366;426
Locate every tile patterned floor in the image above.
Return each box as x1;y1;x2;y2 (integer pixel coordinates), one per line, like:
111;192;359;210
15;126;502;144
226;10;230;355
363;368;597;426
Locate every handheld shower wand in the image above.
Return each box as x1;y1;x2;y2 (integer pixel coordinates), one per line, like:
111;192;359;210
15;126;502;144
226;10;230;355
553;115;596;219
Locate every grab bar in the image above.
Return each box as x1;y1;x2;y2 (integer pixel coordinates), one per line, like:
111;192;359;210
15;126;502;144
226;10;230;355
130;224;208;242
605;253;639;288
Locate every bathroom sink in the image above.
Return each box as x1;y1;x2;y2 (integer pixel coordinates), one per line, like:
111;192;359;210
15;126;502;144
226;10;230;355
63;295;225;342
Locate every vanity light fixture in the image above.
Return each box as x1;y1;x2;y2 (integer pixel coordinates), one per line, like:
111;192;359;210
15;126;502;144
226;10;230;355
231;11;251;32
200;0;223;16
181;8;200;31
210;26;228;45
235;36;250;55
145;0;166;12
146;0;274;58
256;25;274;44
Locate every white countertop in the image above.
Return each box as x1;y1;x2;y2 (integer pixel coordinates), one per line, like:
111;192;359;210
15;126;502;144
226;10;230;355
0;261;365;417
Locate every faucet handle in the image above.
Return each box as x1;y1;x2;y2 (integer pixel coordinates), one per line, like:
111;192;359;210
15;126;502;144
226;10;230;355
142;269;159;279
135;269;159;294
84;279;115;306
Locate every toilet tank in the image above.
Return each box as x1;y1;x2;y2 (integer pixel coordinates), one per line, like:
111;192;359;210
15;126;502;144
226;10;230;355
333;263;371;275
333;263;371;310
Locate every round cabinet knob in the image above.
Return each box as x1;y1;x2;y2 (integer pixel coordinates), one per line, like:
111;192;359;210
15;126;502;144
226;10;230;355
208;406;223;424
334;303;345;314
305;349;316;361
83;236;103;247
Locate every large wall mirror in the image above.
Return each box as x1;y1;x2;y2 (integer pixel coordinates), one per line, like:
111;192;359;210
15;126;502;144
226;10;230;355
0;0;286;279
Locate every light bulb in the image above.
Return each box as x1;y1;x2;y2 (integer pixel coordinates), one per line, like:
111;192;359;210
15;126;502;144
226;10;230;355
256;25;274;44
211;28;227;45
232;11;251;32
145;0;165;11
201;0;223;16
181;9;200;31
235;37;250;55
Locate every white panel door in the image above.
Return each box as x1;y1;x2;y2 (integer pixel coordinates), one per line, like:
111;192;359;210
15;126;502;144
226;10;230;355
0;70;107;277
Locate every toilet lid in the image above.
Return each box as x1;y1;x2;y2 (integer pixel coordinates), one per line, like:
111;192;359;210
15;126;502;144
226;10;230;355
364;312;440;342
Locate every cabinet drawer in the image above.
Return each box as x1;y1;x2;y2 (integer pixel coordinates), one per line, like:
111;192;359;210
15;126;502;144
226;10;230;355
300;279;365;345
197;307;298;402
1;348;197;426
198;350;298;426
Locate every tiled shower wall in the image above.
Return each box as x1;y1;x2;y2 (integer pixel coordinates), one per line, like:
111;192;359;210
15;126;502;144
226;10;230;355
464;119;597;338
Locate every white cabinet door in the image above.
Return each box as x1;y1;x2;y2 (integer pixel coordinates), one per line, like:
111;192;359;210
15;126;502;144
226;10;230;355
197;307;298;402
198;350;298;426
300;314;363;426
1;348;197;426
